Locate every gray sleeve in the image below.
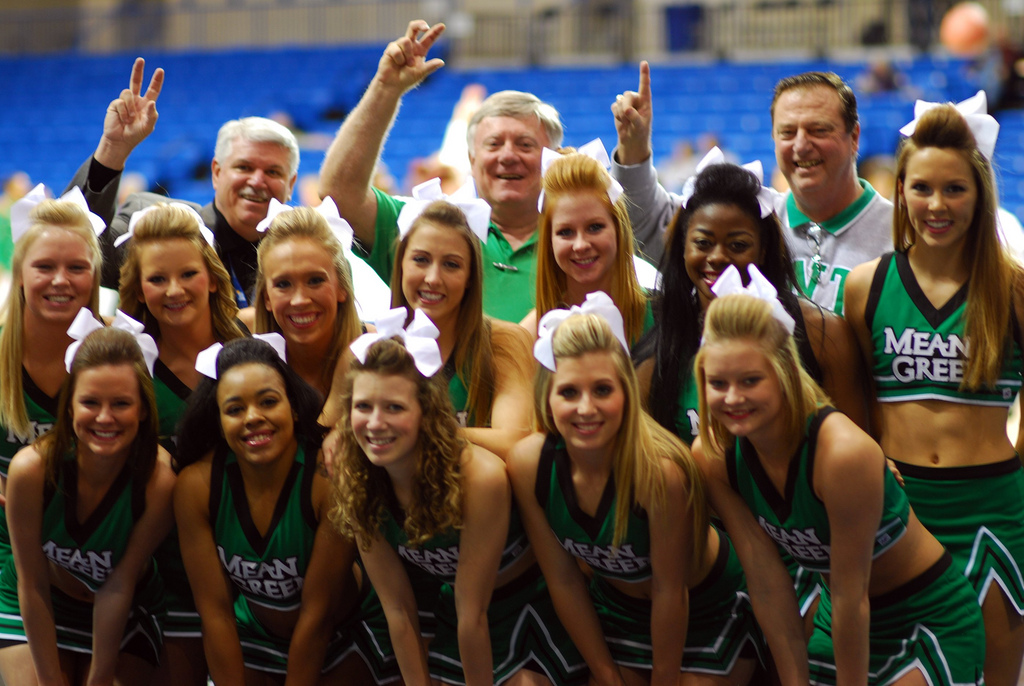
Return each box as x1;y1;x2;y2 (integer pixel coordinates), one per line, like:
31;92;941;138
610;149;682;266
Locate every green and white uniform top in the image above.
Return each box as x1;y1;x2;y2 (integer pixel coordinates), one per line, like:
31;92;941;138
865;251;1023;406
378;496;530;586
4;455;145;594
153;359;190;454
363;188;538;323
0;369;58;477
726;408;909;574
536;434;652;583
211;445;317;612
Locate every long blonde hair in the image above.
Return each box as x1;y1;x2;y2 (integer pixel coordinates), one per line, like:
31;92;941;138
118;203;244;343
535;313;707;559
695;294;830;460
330;338;465;548
254;207;361;391
536;153;648;344
0;200;102;440
894;104;1020;391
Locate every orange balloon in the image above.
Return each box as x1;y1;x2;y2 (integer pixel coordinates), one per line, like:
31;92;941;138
940;2;991;56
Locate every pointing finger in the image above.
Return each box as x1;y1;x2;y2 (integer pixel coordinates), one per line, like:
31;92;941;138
143;67;164;103
638;61;651;104
129;57;145;96
405;19;430;41
417;22;446;53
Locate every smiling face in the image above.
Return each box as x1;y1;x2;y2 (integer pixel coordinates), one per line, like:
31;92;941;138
684;203;763;308
217;362;297;466
137;238;216;331
548;351;625;463
71;363;143;462
350;371;423;473
772;86;859;205
400;222;472;331
702;339;784;443
469;115;550;212
261;237;347;350
21;228;95;328
900;146;978;252
212;138;298;241
549;192;618;293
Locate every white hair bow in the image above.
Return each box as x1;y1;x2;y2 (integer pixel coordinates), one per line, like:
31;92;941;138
899;91;999;160
349;307;443;377
254;198;355;250
538;138;625;211
709;264;795;334
533;291;629;372
396;178;491;243
194;332;288;379
11;184;107;244
64;308;160;375
679;147;781;218
113;202;215;249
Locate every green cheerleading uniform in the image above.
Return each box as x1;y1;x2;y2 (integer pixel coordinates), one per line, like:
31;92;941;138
866;251;1024;615
538;434;763;674
210;445;355;674
0;456;166;664
371;493;587;686
149;358;202;637
441;356;476;429
728;408;984;685
0;369;58;477
865;251;1022;406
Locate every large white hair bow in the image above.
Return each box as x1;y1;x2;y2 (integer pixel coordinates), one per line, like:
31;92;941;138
899;91;999;160
113;202;215;248
679;147;782;218
11;184;107;244
538;138;625;211
396;178;491;243
349;307;443;377
64;308;160;375
255;197;355;250
533;291;629;372
194;332;288;380
710;264;795;334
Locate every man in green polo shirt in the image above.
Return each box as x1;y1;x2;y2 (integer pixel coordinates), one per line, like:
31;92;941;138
319;20;563;322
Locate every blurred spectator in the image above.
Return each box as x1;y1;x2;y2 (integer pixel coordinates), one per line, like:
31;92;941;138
858;154;896;201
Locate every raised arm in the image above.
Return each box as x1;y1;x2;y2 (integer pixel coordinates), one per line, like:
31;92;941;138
692;439;809;685
645;459;691;686
87;451;176;686
609;61;679;264
507;434;626;686
319;20;445;251
464;320;535;460
815;415;881;686
175;460;247;686
67;58;164;224
94;57;164;173
285;465;359;686
6;448;63;686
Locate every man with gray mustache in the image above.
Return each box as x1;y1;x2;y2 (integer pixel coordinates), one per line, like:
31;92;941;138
66;58;299;307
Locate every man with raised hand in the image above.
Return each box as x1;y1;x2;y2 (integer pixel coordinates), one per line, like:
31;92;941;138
319;20;564;322
610;64;892;315
67;58;300;306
